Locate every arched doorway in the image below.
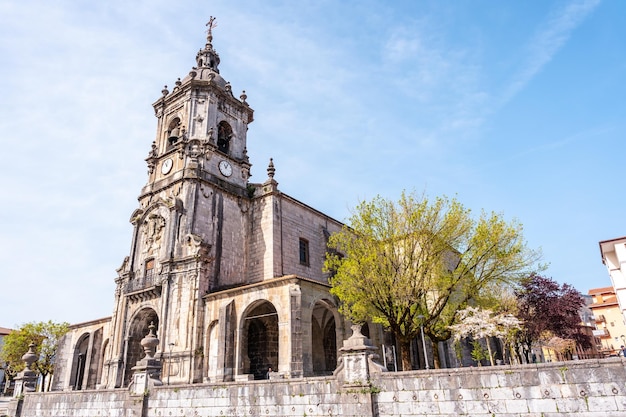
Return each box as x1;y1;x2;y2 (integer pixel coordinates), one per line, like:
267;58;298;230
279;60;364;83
124;308;159;386
70;333;90;390
311;301;337;375
240;301;278;380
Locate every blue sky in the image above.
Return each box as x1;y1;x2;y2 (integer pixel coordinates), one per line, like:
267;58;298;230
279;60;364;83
0;0;624;328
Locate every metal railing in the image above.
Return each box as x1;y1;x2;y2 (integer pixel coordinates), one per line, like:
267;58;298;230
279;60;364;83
125;269;158;293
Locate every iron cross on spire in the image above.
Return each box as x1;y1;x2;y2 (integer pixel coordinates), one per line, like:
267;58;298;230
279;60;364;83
206;16;217;40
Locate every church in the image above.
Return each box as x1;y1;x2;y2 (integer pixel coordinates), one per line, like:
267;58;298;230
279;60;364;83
51;20;386;390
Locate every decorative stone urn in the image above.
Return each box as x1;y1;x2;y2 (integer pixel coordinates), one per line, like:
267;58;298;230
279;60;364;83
130;322;163;395
13;342;39;397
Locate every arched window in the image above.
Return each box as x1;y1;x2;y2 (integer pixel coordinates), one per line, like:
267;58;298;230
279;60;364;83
217;121;232;154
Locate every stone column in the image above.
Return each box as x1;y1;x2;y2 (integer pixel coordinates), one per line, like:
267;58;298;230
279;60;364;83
334;324;386;387
289;284;303;378
129;322;163;396
13;343;38;397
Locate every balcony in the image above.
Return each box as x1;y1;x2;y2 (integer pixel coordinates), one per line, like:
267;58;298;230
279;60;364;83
125;269;161;300
592;328;610;338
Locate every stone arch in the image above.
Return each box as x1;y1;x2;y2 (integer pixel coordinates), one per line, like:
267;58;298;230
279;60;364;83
217;120;233;154
123;307;159;387
239;300;278;379
69;333;90;390
167;116;182;146
99;338;110;387
205;320;219;380
311;299;338;375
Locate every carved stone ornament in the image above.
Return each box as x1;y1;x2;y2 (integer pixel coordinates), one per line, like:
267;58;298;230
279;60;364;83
185;234;212;259
142;214;166;254
146;141;158;174
117;256;130;274
186;138;205;160
207;127;216;146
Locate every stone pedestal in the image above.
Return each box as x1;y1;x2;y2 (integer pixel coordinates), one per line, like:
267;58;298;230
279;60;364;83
129;323;163;396
13;343;38;397
334;324;386;387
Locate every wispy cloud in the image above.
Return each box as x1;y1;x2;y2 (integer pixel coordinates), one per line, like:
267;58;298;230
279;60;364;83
501;0;601;104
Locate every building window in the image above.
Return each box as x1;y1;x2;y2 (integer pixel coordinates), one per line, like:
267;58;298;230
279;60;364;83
299;238;309;266
145;259;155;279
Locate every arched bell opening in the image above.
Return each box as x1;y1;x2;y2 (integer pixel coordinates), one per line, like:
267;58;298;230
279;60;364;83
167;117;181;147
123;308;159;387
217;121;233;154
311;301;337;375
240;301;278;380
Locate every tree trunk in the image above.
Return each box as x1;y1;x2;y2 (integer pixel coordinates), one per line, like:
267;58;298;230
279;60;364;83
398;338;412;371
485;338;494;366
431;340;441;369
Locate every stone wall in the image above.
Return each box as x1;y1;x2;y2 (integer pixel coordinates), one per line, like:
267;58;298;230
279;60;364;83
370;358;626;416
10;389;144;417
10;358;626;417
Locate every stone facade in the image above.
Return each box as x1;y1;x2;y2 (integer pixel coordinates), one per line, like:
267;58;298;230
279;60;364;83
50;22;388;393
50;317;111;391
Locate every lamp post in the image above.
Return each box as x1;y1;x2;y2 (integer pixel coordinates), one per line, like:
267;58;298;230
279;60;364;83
167;342;175;385
417;315;429;370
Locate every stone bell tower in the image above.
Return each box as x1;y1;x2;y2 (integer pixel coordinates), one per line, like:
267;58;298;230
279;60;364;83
104;17;256;388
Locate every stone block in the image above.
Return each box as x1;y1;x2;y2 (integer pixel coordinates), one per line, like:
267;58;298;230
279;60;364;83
419;388;445;402
538;367;567;385
527;398;558;413
485;387;513;401
437;399;467;415
464;399;490;414
586;395;618;412
554;397;587;413
436;373;461;390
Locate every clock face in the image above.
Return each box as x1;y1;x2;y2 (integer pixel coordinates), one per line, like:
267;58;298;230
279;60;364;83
161;158;173;174
218;160;233;177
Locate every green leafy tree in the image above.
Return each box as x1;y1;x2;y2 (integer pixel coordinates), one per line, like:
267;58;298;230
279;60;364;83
0;321;69;391
325;191;539;370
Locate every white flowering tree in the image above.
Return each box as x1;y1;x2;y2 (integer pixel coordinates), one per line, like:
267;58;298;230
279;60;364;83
450;307;521;366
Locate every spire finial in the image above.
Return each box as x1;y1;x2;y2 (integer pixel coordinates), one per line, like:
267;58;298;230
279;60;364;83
197;18;221;71
267;158;275;179
206;16;217;44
